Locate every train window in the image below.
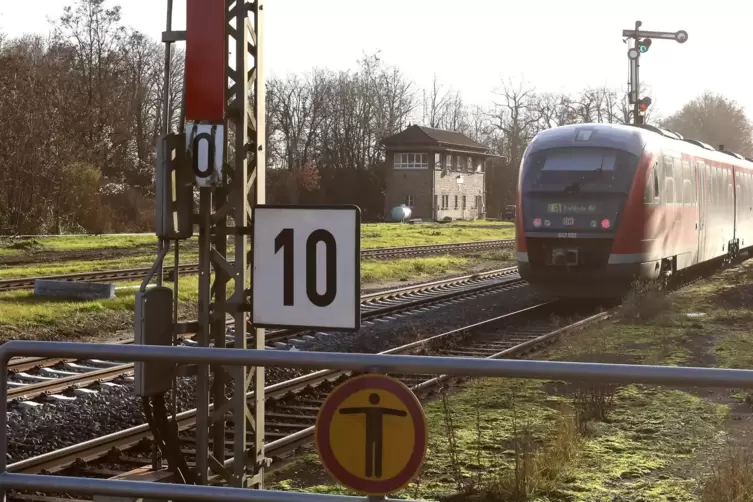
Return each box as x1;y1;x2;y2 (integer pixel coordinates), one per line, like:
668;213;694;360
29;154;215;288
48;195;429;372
664;178;675;204
643;163;660;204
663;156;673;176
683;179;693;205
724;183;735;211
696;162;705;205
521;147;638;193
663;157;675;203
683;160;693;205
543;150;617;171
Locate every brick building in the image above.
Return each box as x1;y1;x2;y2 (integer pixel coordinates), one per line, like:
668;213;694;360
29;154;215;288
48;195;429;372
381;125;493;222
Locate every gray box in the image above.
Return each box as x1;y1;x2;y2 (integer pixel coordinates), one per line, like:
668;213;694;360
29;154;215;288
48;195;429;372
134;286;175;397
156;133;194;240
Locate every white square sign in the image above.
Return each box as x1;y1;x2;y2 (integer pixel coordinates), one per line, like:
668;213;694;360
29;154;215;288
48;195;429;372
252;205;361;331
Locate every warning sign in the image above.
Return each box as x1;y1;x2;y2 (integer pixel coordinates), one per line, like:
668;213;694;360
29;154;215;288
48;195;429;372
315;374;428;495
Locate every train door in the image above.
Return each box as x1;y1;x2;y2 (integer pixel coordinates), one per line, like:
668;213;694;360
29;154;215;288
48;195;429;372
705;163;720;261
734;169;740;248
696;161;707;263
727;169;734;252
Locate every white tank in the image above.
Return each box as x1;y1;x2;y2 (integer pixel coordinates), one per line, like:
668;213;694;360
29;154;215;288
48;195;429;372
391;205;412;222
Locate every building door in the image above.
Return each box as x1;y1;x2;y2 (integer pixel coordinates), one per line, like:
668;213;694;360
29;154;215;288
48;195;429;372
476;196;483;218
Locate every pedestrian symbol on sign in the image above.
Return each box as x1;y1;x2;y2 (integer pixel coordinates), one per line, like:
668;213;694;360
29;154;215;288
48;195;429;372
339;392;408;478
315;374;428;496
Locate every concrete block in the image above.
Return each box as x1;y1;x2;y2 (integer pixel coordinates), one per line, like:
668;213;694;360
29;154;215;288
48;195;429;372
34;279;115;300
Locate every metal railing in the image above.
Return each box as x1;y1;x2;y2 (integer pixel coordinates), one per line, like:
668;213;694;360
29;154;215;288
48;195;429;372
2;341;753;501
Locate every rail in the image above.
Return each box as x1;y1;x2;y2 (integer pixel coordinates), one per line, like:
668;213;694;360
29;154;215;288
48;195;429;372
2;341;753;501
4;268;522;405
0;239;513;291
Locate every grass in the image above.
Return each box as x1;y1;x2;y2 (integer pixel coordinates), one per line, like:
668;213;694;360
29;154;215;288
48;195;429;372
0;275;204;341
0;251;514;336
361;249;514;284
267;378;728;501
266;258;753;501
0;252;201;280
0;234;157;257
0;221;515;263
1;244;515;283
699;447;753;501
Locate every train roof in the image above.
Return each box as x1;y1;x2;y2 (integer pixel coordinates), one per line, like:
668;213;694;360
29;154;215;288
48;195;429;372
527;122;753;170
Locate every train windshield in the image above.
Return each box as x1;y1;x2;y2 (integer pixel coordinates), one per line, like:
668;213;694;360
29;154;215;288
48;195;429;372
522;147;639;193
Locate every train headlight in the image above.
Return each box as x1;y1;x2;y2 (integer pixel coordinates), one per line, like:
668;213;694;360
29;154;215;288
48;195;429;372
533;217;542;228
601;218;611;229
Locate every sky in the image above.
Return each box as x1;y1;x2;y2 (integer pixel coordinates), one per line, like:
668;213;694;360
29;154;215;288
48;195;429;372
0;0;750;119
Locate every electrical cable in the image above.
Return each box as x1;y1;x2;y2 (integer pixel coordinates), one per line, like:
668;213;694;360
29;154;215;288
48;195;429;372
154;393;195;484
142;397;166;471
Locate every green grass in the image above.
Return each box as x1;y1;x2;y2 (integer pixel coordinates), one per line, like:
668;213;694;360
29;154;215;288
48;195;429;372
360;222;513;248
0;275;204;338
0;252;201;280
0;221;515;262
361;250;514;283
0;234;158;257
0;222;515;280
0;251;512;335
267;259;753;501
267;378;728;501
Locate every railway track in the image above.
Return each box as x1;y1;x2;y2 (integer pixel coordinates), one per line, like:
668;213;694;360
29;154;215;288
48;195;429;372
5;268;525;406
5;300;608;499
0;240;513;291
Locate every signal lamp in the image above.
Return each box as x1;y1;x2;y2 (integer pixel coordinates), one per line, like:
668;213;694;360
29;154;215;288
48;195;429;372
601;218;611;229
638;38;652;53
638;96;652;113
533;218;542;228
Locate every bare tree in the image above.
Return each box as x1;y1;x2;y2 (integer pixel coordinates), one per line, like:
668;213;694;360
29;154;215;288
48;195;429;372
489;79;542;169
662;91;753;156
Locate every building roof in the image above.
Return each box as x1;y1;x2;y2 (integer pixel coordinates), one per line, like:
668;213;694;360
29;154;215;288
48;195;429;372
381;124;490;152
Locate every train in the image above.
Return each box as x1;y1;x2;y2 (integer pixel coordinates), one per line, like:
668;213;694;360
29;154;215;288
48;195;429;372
514;122;753;299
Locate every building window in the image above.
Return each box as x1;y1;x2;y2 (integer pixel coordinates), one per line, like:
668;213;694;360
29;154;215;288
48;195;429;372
454;195;459;209
466;156;473;172
405;194;414;206
475;158;483;173
456;155;464;172
434;153;441;170
441;195;449;209
462;195;466;209
394;153;428;170
444;154;453;171
434;194;439;210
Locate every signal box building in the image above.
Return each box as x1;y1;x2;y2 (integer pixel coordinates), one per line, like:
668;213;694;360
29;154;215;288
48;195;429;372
381;125;493;222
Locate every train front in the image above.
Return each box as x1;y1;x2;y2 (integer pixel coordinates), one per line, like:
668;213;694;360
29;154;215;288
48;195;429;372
515;124;646;299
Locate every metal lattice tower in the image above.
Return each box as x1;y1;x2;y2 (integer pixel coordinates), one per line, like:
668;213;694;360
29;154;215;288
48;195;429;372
157;0;266;488
198;0;266;487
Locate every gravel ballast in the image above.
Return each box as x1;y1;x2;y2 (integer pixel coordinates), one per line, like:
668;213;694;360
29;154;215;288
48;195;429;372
7;283;546;464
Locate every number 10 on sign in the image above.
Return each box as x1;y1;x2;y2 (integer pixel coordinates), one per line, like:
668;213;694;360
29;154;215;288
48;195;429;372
252;205;362;331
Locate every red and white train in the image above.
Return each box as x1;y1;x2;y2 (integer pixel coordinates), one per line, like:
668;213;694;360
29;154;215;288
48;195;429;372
515;122;753;299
